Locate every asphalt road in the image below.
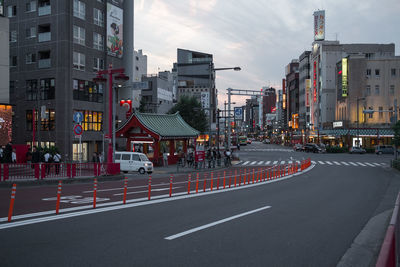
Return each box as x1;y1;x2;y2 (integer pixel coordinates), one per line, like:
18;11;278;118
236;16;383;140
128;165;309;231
0;142;399;266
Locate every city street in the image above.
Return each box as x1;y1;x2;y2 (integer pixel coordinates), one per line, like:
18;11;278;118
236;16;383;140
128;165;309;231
0;142;399;266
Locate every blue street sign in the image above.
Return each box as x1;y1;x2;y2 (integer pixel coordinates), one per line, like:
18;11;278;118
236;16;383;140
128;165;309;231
73;112;83;124
74;124;83;136
234;107;243;119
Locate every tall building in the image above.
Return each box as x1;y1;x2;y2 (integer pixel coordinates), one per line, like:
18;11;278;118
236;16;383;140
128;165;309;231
298;51;311;130
175;48;216;126
310;41;394;130
7;0;133;161
0;15;9;103
262;87;276;129
131;49;147;109
141;71;174;114
285;60;299;129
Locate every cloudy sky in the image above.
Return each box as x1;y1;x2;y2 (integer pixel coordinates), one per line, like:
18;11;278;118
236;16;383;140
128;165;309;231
134;0;400;107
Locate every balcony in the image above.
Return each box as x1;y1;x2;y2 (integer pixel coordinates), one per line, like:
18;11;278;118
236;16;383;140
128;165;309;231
38;58;51;69
38;5;51;16
38;32;51;42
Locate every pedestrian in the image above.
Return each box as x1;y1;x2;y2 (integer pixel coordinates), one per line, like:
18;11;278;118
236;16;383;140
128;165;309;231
212;148;216;168
92;152;99;162
44;150;52;175
4;142;12;163
0;146;3;163
32;146;41;163
26;149;32;164
11;148;16;163
53;151;61;174
217;150;221;167
237;143;240;150
206;148;212;168
163;152;168;167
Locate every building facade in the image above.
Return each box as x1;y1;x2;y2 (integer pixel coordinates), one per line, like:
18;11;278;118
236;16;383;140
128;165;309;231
141;71;174;114
285;60;299;129
298;51;311;130
0;15;9;103
7;0;131;161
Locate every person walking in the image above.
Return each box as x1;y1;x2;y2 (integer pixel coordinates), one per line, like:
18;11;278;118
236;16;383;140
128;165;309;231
11;148;17;163
163;152;168;167
53;151;61;174
44;151;52;175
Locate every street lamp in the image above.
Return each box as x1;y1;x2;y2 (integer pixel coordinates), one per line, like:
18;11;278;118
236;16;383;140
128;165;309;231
356;97;366;147
208;65;241;148
93;65;129;164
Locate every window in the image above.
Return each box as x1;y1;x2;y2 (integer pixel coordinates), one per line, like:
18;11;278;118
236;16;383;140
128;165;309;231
26;26;36;38
10;56;17;67
73;79;103;102
390;85;395;96
135;66;139;71
26;80;38;100
365;85;371;96
7;5;17;17
73;51;85;70
375;85;380;95
26;1;37;12
73;0;85;20
366;69;371;76
10;30;17;42
26;110;36;131
39;78;55;100
389;107;394;120
73;25;85;45
375;69;380;77
379;107;383;119
368;107;373;119
74;110;103;131
93;32;104;51
25;53;36;64
391;69;396;77
10;81;15;94
93;57;104;72
93;8;104;27
26;109;55;131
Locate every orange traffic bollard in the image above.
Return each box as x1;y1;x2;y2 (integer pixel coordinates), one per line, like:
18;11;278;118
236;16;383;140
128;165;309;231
123;177;128;204
223;171;226;189
169;174;173;197
8;184;17;222
210;172;214;191
252;169;255;184
195;173;199;193
56;180;62;214
148;175;152;200
234;169;237;187
93;178;97;209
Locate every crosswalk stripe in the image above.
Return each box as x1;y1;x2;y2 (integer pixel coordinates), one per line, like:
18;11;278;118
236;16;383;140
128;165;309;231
265;161;271;165
364;162;375;167
373;163;382;166
250;161;257;165
326;161;333;165
333;161;341;165
341;162;350;166
273;161;278;164
280;161;286;164
318;161;325;164
356;162;366;166
257;161;264;165
349;162;358;166
311;161;316;164
242;161;250;165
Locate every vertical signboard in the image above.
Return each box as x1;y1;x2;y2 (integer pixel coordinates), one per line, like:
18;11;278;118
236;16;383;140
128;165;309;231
313;10;325;41
305;79;311;107
342;58;348;97
0;105;12;146
107;3;123;58
313;60;317;103
282;79;286;110
0;0;4;16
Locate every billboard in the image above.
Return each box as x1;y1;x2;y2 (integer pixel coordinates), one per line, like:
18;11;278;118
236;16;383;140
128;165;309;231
313;60;317;103
107;3;123;58
342;58;348;97
200;92;209;115
313;10;325;41
0;105;12;146
305;79;311;107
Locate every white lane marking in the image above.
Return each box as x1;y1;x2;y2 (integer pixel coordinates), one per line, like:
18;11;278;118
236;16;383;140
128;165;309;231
0;165;317;227
265;161;271;165
242;161;250;166
341;162;350;166
82;183;169;194
164;206;272;240
349;162;358;166
250;161;257;165
325;161;333;165
273;161;278;164
333;161;341;165
356;162;366;166
373;163;382;166
257;161;264;165
311;161;316;164
364;162;376;167
113;187;181;196
318;161;325;165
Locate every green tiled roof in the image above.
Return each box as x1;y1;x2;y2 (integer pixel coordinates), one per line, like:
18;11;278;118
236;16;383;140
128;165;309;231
135;112;199;139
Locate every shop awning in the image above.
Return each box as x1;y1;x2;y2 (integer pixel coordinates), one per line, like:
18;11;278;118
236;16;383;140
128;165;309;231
320;128;394;137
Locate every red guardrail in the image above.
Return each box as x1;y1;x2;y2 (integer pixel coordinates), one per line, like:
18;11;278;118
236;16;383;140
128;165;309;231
0;163;121;181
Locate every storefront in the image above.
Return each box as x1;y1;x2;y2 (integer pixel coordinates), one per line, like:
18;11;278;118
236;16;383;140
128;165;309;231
116;112;199;166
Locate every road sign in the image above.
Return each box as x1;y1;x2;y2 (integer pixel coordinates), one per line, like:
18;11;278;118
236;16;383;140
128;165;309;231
74;124;83;136
234;107;243;119
73;112;84;124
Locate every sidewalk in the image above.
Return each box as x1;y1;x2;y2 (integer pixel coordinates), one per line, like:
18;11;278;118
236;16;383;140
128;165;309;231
152;160;241;175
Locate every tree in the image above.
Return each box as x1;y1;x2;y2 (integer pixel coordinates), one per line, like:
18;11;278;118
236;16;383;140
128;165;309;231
138;97;146;113
168;96;208;133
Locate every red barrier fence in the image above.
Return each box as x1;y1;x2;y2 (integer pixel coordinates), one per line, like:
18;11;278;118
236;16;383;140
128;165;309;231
0;163;121;181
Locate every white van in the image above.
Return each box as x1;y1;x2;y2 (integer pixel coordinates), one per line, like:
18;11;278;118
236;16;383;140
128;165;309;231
115;152;153;174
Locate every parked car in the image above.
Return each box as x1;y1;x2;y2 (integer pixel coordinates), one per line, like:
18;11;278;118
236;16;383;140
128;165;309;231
115;151;153;174
375;145;397;155
263;139;271;144
293;144;303;151
303;143;324;153
349;146;366;154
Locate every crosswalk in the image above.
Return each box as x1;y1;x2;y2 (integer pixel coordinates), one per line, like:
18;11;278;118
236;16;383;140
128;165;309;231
237;160;387;167
243;149;293;152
